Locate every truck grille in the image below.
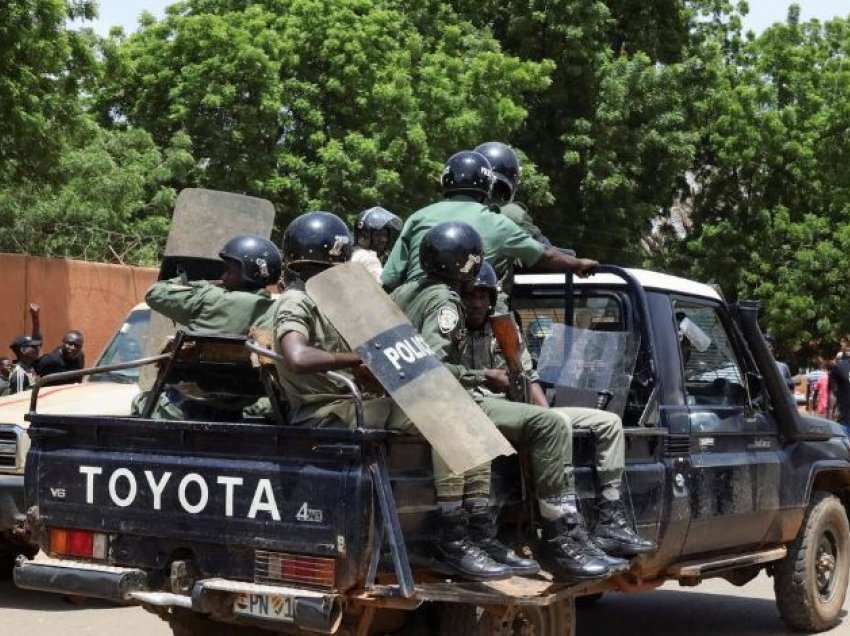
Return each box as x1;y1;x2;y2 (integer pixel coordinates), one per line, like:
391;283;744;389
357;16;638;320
0;429;17;468
255;550;336;591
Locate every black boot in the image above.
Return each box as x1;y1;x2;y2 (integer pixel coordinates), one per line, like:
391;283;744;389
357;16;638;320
434;509;512;581
540;514;611;582
594;499;657;557
467;506;540;576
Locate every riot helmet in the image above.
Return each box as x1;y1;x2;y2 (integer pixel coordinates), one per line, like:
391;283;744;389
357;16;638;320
420;221;484;283
355;206;403;252
441;151;494;200
282;212;352;271
218;234;283;289
474;141;521;203
472;261;499;308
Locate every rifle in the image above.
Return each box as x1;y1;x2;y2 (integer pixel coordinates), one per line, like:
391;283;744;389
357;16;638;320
490;314;532;403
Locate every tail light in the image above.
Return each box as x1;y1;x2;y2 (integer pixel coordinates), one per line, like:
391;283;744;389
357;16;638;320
49;528;108;560
255;550;336;590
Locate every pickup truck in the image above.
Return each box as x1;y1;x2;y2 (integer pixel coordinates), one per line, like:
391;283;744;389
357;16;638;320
0;302;151;576
14;266;850;635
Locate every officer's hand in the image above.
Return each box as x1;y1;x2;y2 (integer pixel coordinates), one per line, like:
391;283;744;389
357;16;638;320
484;368;512;394
573;258;598;278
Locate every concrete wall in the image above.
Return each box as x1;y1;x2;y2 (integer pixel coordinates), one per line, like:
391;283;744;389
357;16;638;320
0;254;157;363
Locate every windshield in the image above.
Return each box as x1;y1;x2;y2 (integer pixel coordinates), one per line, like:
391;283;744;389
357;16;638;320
89;308;151;384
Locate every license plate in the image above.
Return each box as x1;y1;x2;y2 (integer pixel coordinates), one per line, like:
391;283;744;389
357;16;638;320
233;592;295;622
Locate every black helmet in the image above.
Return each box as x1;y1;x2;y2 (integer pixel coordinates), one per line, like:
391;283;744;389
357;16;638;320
474;141;521;203
441;151;494;199
282;212;352;270
219;234;283;288
472;261;499;307
420;221;484;282
355;206;403;249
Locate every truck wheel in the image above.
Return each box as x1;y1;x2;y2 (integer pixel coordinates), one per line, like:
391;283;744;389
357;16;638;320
774;491;850;632
439;598;575;636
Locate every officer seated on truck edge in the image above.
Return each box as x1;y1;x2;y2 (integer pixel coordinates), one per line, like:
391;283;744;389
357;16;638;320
462;262;657;559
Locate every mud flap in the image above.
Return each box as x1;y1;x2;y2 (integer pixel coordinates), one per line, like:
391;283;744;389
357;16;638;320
306;262;514;475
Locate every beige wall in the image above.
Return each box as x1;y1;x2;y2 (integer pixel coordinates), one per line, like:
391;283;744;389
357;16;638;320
0;253;157;363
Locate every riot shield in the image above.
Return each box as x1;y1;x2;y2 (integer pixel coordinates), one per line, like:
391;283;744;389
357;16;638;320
140;189;275;389
306;263;515;475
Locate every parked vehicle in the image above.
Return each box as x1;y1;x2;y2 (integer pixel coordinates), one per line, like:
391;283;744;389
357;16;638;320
0;303;151;576
14;266;850;635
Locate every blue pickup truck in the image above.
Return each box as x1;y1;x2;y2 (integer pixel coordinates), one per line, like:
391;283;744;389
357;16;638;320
13;266;850;636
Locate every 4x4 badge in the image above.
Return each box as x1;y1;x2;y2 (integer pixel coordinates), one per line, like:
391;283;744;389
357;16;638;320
295;502;323;523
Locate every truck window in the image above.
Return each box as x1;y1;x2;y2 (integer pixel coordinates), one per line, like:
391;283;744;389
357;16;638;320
673;301;747;406
89;308;151;384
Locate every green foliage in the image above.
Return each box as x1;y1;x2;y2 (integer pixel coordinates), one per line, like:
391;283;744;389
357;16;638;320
0;0;98;181
95;0;551;226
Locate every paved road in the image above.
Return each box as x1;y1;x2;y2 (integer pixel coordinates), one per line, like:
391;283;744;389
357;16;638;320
1;572;848;634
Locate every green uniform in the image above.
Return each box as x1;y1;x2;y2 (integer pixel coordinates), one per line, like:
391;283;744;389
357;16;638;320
146;277;274;333
462;323;625;490
139;278;275;419
392;278;569;500
271;277;413;432
497;202;549;246
380;196;545;291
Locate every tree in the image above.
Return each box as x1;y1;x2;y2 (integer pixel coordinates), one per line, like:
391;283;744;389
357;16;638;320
0;0;98;182
95;0;552;227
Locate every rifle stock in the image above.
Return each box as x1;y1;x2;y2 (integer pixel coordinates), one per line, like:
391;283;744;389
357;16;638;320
490;314;530;403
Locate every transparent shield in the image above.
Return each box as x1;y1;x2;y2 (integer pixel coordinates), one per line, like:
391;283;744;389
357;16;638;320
536;324;641;418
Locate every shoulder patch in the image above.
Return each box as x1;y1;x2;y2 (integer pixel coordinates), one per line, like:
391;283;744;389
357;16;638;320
437;306;460;334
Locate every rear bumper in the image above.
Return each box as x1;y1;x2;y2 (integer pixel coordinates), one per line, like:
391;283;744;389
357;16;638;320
0;474;25;530
14;556;342;634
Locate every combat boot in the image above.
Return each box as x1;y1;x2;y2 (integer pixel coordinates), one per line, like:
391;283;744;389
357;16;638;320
539;514;611;582
467;506;540;576
594;499;657;557
434;509;512;581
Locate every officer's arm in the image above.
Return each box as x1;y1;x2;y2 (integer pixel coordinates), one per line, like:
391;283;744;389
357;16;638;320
278;332;361;374
534;247;597;276
145;278;207;325
417;298;489;389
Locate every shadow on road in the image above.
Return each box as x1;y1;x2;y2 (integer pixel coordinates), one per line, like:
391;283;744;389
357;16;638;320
0;580;124;612
577;588;847;636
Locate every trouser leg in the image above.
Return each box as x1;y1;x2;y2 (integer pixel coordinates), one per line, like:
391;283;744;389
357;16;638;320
551;407;624;490
478;396;571;498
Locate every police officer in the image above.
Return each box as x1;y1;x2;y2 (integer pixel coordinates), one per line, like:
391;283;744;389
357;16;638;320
271;212;509;581
392;222;611;582
140;234;282;419
474;141;549;245
381;150;594;294
352;206;403;281
462;263;657;559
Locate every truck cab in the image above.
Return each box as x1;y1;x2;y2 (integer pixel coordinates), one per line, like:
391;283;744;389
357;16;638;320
13;266;850;635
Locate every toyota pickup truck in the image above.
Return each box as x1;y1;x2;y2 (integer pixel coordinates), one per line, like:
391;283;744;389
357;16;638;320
0;302;151;576
14;266;850;635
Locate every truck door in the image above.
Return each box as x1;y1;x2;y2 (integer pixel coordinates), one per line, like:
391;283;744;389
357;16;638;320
674;298;782;556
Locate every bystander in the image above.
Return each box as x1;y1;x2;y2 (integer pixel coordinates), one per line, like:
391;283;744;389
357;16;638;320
35;330;86;382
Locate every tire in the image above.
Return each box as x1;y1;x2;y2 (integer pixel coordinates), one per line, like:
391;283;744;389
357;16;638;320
439;598;575;636
774;491;850;632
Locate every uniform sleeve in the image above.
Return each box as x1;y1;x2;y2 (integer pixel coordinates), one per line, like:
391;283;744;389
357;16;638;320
145;278;209;326
495;215;546;267
273;292;314;342
418;295;487;389
380;222;411;291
